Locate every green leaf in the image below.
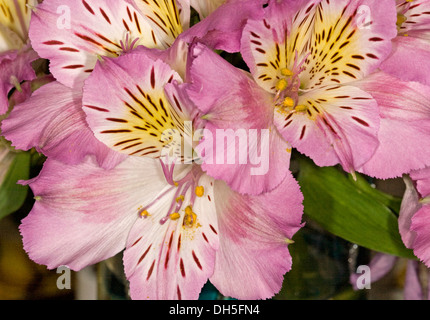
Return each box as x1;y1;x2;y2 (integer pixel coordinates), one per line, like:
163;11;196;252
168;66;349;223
297;157;415;259
0;151;31;219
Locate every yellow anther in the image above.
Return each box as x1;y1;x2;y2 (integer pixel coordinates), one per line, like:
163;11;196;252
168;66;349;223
34;196;42;201
295;104;308;112
283;97;295;108
195;186;205;197
176;195;185;203
170;212;181;221
183;206;197;228
276;79;288;92
281;68;293;77
397;14;407;26
174;182;179;187
140;210;150;218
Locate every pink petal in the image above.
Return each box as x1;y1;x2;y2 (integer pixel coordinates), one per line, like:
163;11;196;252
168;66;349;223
350;253;397;290
355;72;430;179
274;84;380;173
399;176;421;249
1;81;125;169
186;43;292;195
180;0;266;53
410;167;430;198
411;205;430;268
381;33;430;86
241;0;397;93
28;0;176;88
20;156;169;271
404;260;424;300
83;52;191;159
209;172;304;299
397;0;430;32
124;173;219;300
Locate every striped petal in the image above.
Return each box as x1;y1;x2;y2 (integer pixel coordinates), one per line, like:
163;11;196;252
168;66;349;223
396;0;430;33
241;0;397;93
274;84;379;173
132;0;185;46
20;156;169;271
29;0;184;88
83;51;191;160
124;172;219;300
2;81;126;169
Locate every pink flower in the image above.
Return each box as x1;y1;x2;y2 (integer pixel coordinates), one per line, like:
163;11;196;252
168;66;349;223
185;0;430;192
28;0;191;88
20;46;305;300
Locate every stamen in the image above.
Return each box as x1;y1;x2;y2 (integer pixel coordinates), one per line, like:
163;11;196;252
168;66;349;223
281;68;293;77
183;205;197;228
283;97;295;108
170;212;181;220
195;186;204;197
294;105;307;113
276;79;288;92
140;210;151;218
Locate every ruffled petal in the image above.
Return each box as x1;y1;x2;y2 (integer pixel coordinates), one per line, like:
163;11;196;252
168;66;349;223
83;51;192;160
241;0;397;93
1;81;125;169
29;0;180;87
186;43;292;195
274;84;380;173
20;156;169;271
209;172;304;300
180;0;266;53
354;72;430;179
123;172;219;300
410;167;430;197
411;206;430;267
381;33;430;86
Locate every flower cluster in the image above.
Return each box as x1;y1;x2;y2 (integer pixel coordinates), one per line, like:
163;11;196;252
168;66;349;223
1;0;430;300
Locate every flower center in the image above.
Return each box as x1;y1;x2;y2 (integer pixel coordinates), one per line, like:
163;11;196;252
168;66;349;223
274;51;310;114
139;160;204;227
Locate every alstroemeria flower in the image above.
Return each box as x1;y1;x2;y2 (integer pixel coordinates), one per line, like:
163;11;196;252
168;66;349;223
21;46;304;300
0;0;39;114
185;0;404;194
242;0;397;175
399;168;430;267
29;0;190;87
380;0;430;85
